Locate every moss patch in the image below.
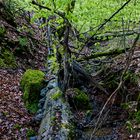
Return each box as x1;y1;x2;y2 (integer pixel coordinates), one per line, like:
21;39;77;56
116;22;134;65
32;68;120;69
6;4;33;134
0;49;17;68
26;128;36;138
51;90;62;100
66;88;91;109
20;69;45;113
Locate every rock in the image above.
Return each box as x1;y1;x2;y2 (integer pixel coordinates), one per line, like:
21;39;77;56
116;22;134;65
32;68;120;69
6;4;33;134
30;136;37;140
38;97;46;108
40;87;48;97
34;113;43;122
36;109;43;115
47;79;58;89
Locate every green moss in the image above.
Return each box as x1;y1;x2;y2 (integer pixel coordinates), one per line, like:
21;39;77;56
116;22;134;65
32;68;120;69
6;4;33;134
26;128;36;138
0;26;6;36
20;69;45;113
0;58;6;67
0;49;17;68
13;123;21;130
51;91;62;100
67;88;91;109
74;89;89;103
124;70;138;85
134;111;140;123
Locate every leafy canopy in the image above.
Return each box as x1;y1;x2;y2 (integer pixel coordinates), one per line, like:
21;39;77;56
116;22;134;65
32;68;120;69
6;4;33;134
12;0;140;33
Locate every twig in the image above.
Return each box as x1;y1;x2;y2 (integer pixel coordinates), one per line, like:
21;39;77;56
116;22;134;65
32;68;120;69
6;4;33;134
77;0;132;58
89;33;139;140
32;1;65;19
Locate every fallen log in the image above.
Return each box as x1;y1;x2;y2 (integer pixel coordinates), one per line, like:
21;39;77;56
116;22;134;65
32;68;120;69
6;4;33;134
78;47;130;61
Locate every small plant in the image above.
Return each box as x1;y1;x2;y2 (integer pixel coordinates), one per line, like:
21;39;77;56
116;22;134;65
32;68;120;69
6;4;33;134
126;121;133;132
18;37;28;47
26;128;36;138
0;26;6;36
0;49;17;68
124;70;138;85
13;123;21;130
134;111;140;123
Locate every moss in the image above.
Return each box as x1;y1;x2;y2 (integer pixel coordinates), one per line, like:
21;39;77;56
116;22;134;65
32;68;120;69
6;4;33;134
13;123;21;130
74;88;89;104
124;70;138;85
66;88;91;109
26;128;36;138
0;26;6;36
20;69;45;113
0;58;6;67
0;49;17;68
51;91;62;100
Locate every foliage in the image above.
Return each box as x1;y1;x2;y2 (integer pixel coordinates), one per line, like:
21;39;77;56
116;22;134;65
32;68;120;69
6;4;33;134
11;0;140;33
20;69;45;113
0;49;17;68
26;128;36;138
123;70;138;85
51;90;62;100
18;37;28;47
66;88;90;109
0;26;6;36
13;123;21;130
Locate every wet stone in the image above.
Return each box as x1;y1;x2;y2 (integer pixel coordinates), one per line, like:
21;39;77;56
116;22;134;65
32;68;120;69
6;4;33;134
47;79;57;89
38;97;46;108
40;87;48;97
36;109;43;115
34;113;43;122
30;136;37;140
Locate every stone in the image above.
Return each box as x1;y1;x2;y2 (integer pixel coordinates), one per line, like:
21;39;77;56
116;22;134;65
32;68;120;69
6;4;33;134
30;136;37;140
40;87;48;97
47;79;58;89
34;113;43;122
38;97;46;109
36;109;43;115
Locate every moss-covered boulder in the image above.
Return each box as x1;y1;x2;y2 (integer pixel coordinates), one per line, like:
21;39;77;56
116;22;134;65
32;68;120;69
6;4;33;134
66;88;91;109
20;69;45;113
0;49;17;68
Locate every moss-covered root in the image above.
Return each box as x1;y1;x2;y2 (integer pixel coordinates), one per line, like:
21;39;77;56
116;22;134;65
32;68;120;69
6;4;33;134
38;87;75;140
20;69;45;113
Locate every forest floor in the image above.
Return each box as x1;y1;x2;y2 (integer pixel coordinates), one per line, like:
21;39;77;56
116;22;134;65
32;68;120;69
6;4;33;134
0;69;38;140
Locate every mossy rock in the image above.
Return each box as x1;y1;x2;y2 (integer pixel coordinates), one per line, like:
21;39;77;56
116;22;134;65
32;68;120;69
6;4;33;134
20;69;45;113
0;48;17;68
66;88;91;109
